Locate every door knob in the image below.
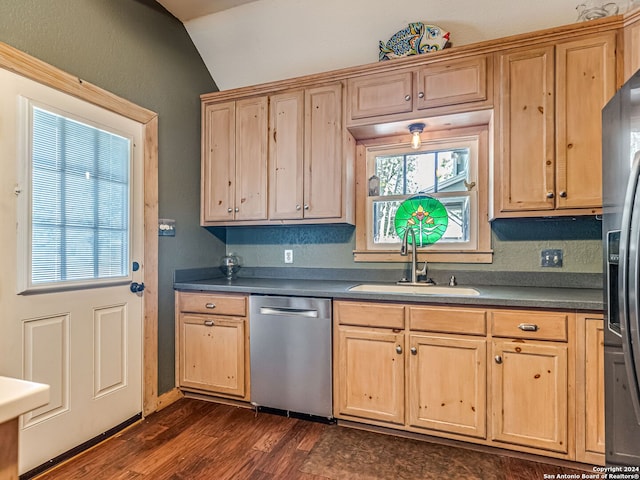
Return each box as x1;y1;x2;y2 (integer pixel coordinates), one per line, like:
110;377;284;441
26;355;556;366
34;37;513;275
130;282;145;293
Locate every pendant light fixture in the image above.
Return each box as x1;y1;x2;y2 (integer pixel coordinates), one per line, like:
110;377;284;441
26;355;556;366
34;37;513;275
408;122;426;150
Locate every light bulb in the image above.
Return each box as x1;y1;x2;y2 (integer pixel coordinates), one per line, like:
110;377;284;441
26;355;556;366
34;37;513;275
411;131;422;150
408;122;426;150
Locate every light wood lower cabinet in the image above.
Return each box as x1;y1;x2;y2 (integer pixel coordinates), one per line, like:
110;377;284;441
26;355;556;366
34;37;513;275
333;300;596;462
336;326;405;424
175;292;250;400
491;339;568;453
408;334;486;438
576;314;605;465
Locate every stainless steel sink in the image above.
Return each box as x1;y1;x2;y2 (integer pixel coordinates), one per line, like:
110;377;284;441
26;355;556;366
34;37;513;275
348;284;481;296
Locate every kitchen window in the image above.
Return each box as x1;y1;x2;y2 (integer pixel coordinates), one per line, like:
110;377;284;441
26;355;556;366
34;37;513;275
353;126;492;263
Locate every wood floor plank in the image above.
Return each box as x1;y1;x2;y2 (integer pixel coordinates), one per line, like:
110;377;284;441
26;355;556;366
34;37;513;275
33;398;594;480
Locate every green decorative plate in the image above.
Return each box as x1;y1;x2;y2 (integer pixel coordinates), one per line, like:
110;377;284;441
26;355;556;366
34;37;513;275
394;195;448;246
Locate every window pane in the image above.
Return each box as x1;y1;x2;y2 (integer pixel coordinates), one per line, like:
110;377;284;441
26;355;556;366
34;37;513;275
31;106;131;285
437;149;469;193
406;153;435;194
372;200;401;243
372;196;470;245
440;196;470;242
375;156;405;195
374;147;470;197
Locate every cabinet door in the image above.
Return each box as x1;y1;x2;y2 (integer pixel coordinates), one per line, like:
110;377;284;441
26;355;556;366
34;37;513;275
576;316;605;464
269;90;304;219
492;340;568;453
201;101;235;223
495;46;555;212
336;326;404;424
347;71;413;121
304;83;343;219
235;96;268;221
179;314;246;397
556;33;615;210
408;334;486;438
416;56;488;110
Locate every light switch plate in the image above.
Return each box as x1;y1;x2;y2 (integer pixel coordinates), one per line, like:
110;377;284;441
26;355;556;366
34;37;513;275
541;249;563;267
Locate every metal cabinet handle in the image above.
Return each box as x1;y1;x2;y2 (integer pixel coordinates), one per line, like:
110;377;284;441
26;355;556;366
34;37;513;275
559;191;567;198
518;323;538;332
204;320;214;327
404;94;411;101
296;204;301;210
546;192;554;199
234;207;239;212
227;207;233;213
495;355;503;364
410;347;417;355
205;303;216;309
396;345;403;354
304;204;309;210
418;92;424;99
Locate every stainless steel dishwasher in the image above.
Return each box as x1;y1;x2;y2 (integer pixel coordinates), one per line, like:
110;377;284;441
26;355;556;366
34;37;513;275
249;295;332;419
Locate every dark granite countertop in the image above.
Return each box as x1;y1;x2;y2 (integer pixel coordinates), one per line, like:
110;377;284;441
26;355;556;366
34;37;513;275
174;267;603;311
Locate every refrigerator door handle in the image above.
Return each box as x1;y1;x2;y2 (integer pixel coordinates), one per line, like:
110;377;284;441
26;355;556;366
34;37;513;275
619;151;640;424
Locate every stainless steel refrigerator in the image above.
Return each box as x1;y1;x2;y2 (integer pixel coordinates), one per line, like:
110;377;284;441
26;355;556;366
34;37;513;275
603;69;640;466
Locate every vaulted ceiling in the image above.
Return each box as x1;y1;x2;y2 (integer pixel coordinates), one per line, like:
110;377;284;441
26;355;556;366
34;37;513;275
156;0;260;21
154;0;608;91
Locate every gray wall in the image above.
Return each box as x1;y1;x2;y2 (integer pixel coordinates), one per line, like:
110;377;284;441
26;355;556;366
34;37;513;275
0;0;224;394
226;217;602;273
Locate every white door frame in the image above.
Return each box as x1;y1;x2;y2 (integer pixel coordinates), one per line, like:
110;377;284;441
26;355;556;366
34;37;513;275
0;41;160;416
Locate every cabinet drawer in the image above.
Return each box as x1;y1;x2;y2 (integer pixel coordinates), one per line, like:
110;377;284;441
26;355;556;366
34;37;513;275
178;292;247;316
409;306;486;335
335;301;405;329
416;56;488;109
491;310;568;341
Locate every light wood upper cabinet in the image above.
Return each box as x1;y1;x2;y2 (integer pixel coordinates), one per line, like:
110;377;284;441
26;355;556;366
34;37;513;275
204;83;353;225
556;33;616;210
415;56;488;109
347;56;491;125
335;326;405;425
491;339;569;453
269;83;351;221
495;46;555;213
348;70;414;121
269;90;305;220
201;101;235;223
201;97;268;224
494;32;616;218
408;334;487;438
304;83;345;219
576;314;605;465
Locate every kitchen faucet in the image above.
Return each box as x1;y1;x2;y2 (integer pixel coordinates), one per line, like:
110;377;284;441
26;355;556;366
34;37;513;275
398;227;432;285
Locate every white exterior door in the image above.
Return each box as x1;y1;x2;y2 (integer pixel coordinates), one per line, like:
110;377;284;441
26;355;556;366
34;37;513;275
0;68;144;474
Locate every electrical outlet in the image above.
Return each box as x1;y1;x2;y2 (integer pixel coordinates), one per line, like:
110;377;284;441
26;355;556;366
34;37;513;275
541;249;563;267
284;249;293;264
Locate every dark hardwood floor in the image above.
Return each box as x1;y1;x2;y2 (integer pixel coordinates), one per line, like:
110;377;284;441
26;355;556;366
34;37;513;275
33;398;592;480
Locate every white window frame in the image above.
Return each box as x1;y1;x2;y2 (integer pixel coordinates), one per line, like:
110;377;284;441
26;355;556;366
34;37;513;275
17;97;136;293
354;125;492;263
365;137;479;251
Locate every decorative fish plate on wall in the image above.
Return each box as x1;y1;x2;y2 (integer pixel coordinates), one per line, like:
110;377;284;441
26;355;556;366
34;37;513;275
379;22;450;61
